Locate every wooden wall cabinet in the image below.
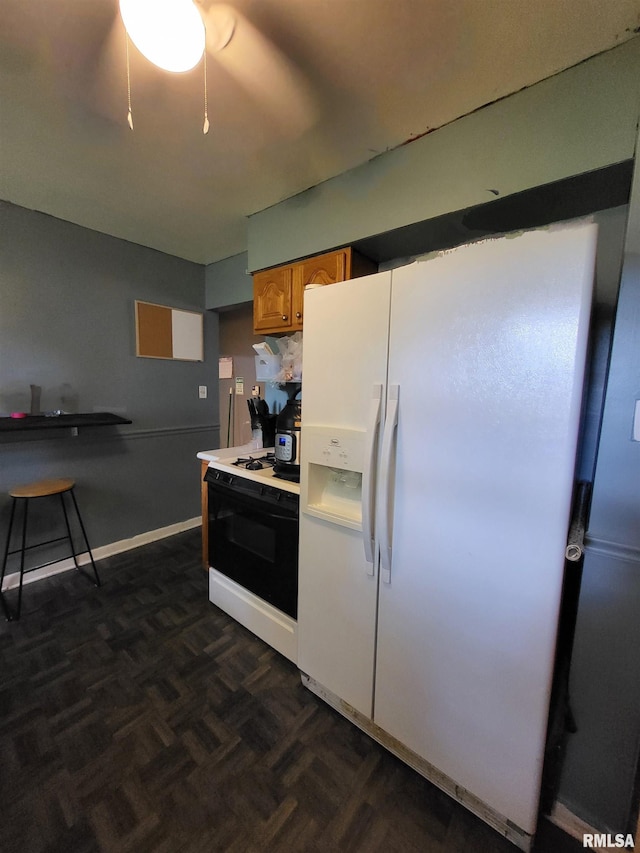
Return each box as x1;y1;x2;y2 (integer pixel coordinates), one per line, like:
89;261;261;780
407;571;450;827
253;247;377;335
253;265;294;334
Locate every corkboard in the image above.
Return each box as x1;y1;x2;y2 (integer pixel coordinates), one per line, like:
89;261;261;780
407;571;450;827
135;301;203;361
136;301;173;358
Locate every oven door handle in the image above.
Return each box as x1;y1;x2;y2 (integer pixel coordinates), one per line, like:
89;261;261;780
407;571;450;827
206;477;298;522
210;505;297;525
259;510;299;523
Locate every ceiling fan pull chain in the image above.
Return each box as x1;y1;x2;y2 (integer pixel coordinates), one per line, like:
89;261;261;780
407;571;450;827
203;41;209;135
126;33;134;130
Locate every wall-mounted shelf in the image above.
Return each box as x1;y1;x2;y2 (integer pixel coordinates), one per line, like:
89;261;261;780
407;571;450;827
0;412;132;433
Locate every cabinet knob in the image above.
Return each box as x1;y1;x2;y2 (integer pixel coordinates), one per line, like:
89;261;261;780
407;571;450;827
282;315;288;321
296;312;302;319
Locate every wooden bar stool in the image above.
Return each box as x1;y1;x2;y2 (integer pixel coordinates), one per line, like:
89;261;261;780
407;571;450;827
0;478;100;621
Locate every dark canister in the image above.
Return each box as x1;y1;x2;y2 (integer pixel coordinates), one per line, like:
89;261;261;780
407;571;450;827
274;390;302;481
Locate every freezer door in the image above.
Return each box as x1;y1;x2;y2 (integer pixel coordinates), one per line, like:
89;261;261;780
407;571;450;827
373;223;597;834
297;271;391;717
299;271;392;429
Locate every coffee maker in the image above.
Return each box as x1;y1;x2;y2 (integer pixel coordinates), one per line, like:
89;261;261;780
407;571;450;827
274;385;302;481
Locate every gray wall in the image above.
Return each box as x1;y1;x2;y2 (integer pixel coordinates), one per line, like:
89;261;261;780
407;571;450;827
576;207;628;483
558;141;640;832
218;302;259;448
205;251;252;310
247;39;640;272
0;201;220;562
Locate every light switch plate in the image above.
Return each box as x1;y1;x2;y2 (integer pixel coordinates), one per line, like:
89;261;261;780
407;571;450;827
633;400;640;441
198;385;207;399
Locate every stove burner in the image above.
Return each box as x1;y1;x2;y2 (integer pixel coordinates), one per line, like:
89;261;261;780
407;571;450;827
233;453;276;470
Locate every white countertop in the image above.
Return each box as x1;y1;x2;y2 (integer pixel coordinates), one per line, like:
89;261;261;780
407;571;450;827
197;442;261;463
198;444;300;495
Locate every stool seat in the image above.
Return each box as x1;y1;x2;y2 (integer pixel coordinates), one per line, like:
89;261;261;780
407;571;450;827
1;477;99;620
10;478;75;499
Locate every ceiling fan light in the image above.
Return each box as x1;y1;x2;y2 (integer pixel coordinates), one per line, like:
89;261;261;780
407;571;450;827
119;0;205;73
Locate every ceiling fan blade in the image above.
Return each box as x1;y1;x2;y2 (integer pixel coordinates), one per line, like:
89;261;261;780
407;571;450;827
200;2;236;52
86;9;171;127
0;1;130;129
202;4;318;137
0;0;44;73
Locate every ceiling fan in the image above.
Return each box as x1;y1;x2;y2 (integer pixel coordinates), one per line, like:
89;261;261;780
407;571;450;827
119;0;226;74
0;0;317;140
115;0;317;136
119;0;234;131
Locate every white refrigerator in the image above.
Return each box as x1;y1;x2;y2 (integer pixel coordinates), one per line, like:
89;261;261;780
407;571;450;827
297;222;597;849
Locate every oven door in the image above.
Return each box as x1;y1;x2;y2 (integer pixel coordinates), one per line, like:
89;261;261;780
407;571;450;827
205;471;299;619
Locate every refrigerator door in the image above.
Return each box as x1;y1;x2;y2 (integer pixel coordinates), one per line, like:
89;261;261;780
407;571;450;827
297;271;391;717
373;224;597;834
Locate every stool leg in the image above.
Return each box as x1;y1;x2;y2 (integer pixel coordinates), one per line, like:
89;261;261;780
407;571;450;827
68;488;100;587
15;498;29;621
60;491;79;571
0;497;16;621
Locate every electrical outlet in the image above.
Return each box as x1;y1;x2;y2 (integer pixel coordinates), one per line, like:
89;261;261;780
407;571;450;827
198;385;207;399
252;385;261;397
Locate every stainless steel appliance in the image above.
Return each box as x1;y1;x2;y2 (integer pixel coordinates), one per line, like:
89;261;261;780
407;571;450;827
202;448;300;662
274;386;302;481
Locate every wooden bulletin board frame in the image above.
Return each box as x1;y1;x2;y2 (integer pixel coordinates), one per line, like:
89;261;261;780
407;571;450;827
135;300;204;361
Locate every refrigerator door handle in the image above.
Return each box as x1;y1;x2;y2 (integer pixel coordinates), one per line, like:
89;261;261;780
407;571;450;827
362;383;383;571
379;384;399;584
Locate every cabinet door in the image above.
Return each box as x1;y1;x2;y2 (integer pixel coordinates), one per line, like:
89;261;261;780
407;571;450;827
296;249;350;286
292;249;351;326
253;266;294;333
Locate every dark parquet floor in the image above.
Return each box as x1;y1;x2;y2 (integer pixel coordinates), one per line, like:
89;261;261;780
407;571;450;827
0;529;584;853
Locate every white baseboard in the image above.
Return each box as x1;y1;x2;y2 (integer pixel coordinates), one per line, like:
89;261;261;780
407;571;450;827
1;517;202;591
549;802;606;849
